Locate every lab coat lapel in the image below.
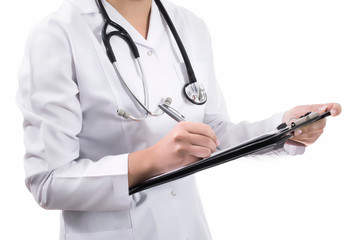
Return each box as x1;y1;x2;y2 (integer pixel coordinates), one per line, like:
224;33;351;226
66;0;168;114
69;0;147;113
64;0;128;112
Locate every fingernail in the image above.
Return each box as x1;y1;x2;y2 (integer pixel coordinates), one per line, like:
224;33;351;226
318;105;327;112
216;139;220;146
330;109;337;116
295;129;303;136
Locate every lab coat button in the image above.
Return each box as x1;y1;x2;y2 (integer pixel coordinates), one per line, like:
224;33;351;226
147;50;153;56
171;190;176;196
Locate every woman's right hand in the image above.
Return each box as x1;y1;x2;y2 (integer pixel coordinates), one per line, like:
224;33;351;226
128;122;219;187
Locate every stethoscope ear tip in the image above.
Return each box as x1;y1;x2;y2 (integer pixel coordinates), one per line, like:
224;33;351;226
184;82;207;105
117;109;129;119
165;97;172;106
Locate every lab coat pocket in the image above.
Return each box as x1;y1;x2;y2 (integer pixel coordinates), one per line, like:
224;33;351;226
65;229;134;240
130;206;160;240
173;61;209;123
63;210;134;240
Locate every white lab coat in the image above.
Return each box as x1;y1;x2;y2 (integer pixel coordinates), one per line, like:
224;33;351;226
17;0;303;239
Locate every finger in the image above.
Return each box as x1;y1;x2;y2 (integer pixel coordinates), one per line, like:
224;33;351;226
329;103;342;116
293;119;326;137
291;130;324;145
298;118;327;133
309;103;342;116
188;145;213;159
182;122;219;146
291;136;322;145
294;129;303;137
182;155;199;167
293;129;324;140
188;133;217;153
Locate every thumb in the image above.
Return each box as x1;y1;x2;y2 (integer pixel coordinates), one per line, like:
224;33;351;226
311;103;342;116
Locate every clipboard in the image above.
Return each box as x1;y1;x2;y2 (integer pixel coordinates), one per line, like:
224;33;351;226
129;111;332;195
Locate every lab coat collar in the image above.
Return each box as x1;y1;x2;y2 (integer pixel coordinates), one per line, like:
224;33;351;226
69;0;166;49
69;0;100;14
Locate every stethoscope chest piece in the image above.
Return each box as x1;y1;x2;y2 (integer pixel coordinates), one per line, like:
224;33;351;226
184;82;207;105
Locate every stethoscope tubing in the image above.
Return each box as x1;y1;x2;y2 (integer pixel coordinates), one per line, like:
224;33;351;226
96;0;207;120
96;0;140;62
96;0;164;120
113;61;163;120
154;0;197;84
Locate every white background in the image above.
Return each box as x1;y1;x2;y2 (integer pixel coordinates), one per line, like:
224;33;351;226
1;0;350;239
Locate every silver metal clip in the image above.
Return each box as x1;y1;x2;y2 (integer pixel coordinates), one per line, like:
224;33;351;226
290;112;320;127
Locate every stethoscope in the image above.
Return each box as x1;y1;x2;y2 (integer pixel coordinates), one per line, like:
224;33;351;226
95;0;207;121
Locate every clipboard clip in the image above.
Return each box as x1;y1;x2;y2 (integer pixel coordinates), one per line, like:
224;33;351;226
277;111;331;131
290;112;319;127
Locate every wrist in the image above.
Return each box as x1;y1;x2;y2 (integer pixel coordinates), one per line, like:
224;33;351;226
128;146;157;187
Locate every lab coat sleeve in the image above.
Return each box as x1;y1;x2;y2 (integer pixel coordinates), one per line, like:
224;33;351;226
17;20;131;211
199;23;304;155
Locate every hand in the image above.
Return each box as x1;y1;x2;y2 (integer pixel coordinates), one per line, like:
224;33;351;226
150;122;219;174
282;103;341;146
128;122;219;187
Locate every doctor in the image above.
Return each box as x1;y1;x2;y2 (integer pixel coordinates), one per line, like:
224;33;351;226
17;0;341;239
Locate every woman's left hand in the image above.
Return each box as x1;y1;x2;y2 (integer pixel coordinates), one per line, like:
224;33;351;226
282;103;342;146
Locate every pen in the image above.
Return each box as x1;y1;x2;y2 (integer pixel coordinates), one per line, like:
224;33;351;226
159;103;221;150
159;103;186;122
